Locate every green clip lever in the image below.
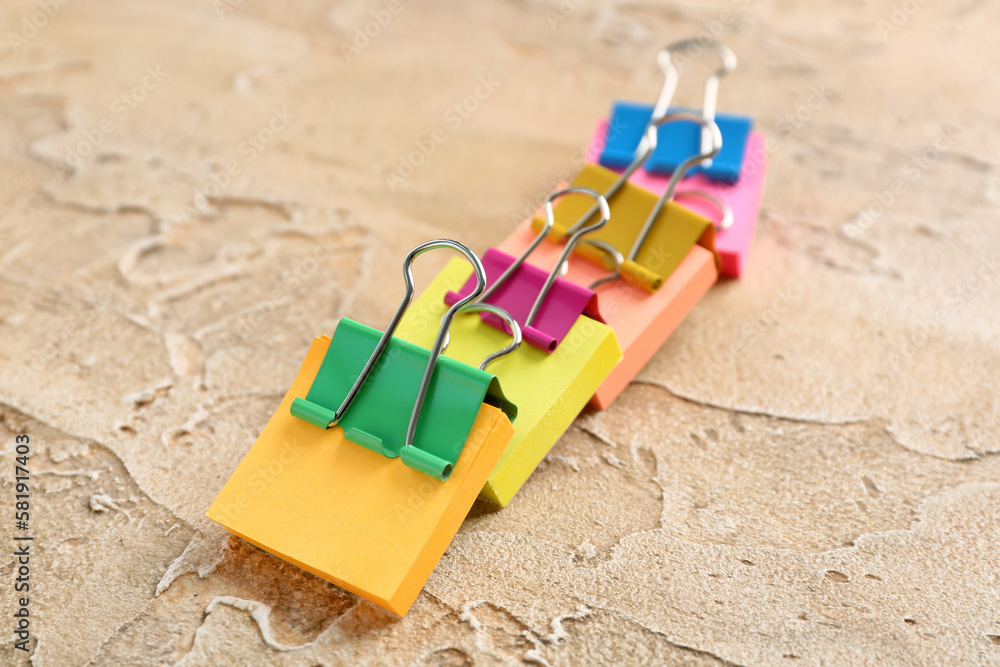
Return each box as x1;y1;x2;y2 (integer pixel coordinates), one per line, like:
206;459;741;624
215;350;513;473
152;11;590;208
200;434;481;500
291;240;519;481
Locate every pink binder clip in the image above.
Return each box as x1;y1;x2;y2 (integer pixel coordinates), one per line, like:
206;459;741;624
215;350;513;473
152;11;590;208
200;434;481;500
445;187;612;353
588;118;767;278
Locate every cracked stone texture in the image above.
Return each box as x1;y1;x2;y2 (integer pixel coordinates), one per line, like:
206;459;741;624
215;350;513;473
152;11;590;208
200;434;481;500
0;0;998;664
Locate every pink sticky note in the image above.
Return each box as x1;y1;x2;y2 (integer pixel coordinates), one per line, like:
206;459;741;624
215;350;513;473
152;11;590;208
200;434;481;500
496;221;717;410
588;119;767;278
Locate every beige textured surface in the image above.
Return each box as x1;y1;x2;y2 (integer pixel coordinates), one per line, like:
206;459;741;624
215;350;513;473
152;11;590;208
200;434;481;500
1;0;999;664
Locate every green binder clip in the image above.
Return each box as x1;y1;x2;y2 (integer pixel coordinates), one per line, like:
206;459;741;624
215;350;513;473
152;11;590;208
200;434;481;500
290;239;520;480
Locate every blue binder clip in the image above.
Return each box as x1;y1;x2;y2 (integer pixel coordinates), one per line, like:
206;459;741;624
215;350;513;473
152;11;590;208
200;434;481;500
600;39;752;184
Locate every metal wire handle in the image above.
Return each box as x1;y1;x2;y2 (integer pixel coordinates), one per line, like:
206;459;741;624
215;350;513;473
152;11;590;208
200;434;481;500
630;113;722;262
330;239;487;454
448;303;523;370
525;188;610;325
674;189;734;231
639;38;737;164
478;186;610;326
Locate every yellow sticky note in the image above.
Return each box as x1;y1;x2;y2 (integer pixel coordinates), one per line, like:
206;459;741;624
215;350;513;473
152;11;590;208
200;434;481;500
395;258;622;507
207;334;514;616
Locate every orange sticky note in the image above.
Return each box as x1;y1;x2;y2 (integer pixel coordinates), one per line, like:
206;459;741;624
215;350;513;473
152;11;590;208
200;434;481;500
207;334;514;616
497;219;717;409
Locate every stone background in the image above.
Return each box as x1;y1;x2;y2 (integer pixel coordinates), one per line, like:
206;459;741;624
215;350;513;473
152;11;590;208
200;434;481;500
1;0;998;665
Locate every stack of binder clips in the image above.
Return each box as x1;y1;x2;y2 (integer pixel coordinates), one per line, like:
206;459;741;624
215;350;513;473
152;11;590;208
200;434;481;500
208;38;768;616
